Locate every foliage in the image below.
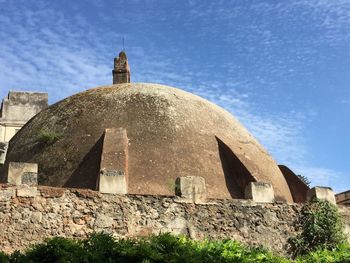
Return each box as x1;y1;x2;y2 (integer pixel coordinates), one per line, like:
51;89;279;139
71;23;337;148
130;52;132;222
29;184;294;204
9;237;85;263
0;251;9;263
1;232;349;263
0;233;287;263
81;232;123;263
296;243;350;263
287;198;347;258
296;174;311;187
37;130;61;145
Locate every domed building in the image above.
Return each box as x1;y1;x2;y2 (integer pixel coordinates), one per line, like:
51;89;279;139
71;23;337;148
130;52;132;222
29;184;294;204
1;51;308;203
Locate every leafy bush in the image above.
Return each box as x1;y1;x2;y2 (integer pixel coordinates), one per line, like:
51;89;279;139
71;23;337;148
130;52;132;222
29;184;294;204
0;251;9;263
288;198;347;258
1;233;286;263
12;237;85;263
296;243;350;263
296;174;311;187
1;232;349;262
192;239;289;263
82;232;123;263
37;130;61;145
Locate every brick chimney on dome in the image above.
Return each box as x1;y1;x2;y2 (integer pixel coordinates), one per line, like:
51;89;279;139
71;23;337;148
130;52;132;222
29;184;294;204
112;51;130;84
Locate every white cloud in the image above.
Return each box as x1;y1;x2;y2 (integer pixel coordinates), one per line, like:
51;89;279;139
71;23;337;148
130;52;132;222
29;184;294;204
0;0;347;192
295;166;347;192
0;1;119;102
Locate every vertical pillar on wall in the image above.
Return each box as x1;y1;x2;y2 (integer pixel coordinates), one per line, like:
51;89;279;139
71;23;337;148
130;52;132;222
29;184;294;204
98;128;128;194
175;176;207;203
307;186;336;204
245;182;275;203
7;162;38;186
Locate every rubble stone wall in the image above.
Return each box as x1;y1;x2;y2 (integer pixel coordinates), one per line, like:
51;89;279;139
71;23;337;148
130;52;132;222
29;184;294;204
1;184;349;255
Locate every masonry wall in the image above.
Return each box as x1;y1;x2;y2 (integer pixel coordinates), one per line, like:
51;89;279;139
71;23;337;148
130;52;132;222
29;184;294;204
1;184;350;255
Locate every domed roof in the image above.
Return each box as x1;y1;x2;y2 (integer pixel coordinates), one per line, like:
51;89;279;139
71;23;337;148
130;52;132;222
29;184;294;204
3;83;293;202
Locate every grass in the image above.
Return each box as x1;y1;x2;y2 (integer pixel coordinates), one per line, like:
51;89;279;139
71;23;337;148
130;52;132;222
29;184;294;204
37;130;61;145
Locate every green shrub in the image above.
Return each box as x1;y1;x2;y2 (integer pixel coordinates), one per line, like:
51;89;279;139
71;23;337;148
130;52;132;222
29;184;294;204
0;251;9;263
82;232;121;263
288;199;347;258
296;243;350;263
3;232;349;262
3;233;287;263
17;237;85;263
37;130;61;145
193;239;289;263
296;175;311;187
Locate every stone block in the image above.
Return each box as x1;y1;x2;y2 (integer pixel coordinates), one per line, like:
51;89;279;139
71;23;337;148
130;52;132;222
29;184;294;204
16;185;39;197
98;128;128;194
307;186;336;204
99;170;127;194
0;188;15;201
175;176;207;203
245;182;275;203
94;214;114;228
7;162;38;186
0;142;8;165
166;217;189;235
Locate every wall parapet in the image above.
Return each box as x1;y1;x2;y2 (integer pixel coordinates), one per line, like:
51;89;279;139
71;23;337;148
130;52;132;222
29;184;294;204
0;184;349;255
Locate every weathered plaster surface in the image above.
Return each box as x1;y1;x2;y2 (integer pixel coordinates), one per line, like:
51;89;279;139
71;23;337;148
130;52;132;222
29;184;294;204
3;84;293;202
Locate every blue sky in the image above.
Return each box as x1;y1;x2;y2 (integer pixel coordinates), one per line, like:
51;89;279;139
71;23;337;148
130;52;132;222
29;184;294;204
0;0;349;192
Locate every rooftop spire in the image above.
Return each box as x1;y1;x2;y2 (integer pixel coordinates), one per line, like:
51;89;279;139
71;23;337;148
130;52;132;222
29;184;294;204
112;51;130;84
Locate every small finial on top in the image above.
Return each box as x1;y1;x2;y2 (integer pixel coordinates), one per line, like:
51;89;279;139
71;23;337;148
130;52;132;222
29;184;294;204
119;50;127;59
112;50;130;84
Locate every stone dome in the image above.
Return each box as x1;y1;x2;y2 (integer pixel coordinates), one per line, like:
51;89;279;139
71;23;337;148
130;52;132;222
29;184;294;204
3;83;293;202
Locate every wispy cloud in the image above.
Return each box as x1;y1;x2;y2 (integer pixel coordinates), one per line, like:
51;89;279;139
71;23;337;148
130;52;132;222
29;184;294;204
179;0;350;191
295;166;347;192
0;0;118;102
194;83;347;192
0;0;348;192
